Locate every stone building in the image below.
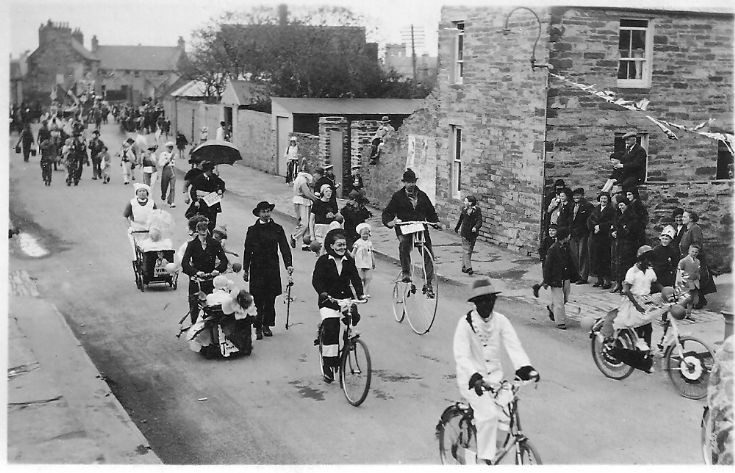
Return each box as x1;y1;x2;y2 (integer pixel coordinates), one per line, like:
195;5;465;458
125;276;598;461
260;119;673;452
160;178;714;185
23;20;186;106
365;5;734;270
383;43;438;86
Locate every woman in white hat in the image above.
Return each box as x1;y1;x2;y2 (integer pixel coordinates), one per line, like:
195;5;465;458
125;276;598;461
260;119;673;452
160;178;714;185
123;183;157;261
453;278;539;464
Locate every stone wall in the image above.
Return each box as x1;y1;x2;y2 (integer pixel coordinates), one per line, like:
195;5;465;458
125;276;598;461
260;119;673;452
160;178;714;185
232;109;273;174
350;120;380;169
434;6;550;254
641;181;733;272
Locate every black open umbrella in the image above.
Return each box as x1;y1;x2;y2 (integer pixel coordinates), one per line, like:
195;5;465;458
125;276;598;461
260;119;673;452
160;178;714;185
190;140;242;166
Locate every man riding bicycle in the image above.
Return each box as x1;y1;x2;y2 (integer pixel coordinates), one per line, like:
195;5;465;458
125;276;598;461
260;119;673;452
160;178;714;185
382;168;440;298
454;278;540;464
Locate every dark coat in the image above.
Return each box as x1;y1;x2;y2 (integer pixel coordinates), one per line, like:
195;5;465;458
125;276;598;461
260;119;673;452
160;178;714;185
569;199;593;238
619;144;647;187
455;205;483;241
543;240;578;287
588;203;615;277
672;224;687;250
651;244;679;287
341;202;372;245
312;254;363;311
181;237;228;276
242;219;292;298
382;187;438;237
679;223;704;256
555;202;573;232
538;235;556;263
189;172;226;214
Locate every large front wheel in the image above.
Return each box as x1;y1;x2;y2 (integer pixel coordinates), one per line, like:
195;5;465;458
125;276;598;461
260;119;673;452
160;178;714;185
590;329;636;380
665;336;714;400
516;440;543;465
404;246;438;335
340;338;371;406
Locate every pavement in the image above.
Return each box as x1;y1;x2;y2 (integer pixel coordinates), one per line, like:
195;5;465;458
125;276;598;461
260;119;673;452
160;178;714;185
7;268;161;464
173;155;733;348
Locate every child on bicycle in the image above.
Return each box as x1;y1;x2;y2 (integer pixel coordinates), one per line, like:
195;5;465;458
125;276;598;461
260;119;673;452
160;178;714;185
453;278;540;464
351;223;375;298
312;228;366;383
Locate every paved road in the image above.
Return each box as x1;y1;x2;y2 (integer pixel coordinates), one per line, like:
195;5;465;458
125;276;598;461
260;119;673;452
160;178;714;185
8;123;707;464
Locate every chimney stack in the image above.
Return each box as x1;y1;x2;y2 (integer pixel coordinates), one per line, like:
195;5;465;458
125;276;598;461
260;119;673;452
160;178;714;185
177;36;185;50
91;35;99;52
72;27;84;46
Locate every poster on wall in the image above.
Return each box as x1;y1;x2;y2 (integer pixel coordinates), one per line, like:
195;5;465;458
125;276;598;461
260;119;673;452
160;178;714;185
406;134;436;205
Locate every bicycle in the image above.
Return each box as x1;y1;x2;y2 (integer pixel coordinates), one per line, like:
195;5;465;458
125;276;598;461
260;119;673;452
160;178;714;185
175;272;216;337
315;297;372;406
436;378;542;465
391;220;440;335
589;305;715;399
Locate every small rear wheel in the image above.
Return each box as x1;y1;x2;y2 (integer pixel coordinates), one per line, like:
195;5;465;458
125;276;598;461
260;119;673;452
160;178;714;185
437;405;476;465
516;440;543;465
590;329;636;380
665;335;714;400
340;338;372;406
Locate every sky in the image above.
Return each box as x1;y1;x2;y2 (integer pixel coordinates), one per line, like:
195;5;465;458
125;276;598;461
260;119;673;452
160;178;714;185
6;0;733;60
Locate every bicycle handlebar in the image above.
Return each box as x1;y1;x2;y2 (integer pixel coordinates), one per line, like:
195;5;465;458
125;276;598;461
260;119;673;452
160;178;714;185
191;272;218;282
396;220;440;226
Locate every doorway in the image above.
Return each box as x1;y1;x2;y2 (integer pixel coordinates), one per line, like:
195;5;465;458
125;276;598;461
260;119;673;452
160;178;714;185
329;130;344;197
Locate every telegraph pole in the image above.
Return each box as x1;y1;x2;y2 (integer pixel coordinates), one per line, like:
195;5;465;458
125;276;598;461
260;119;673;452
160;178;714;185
410;24;417;85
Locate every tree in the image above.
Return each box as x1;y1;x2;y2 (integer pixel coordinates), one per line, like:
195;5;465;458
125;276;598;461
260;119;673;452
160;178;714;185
185;4;429;100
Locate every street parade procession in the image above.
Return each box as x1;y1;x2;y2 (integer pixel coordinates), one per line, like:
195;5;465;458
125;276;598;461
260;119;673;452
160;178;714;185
6;0;734;467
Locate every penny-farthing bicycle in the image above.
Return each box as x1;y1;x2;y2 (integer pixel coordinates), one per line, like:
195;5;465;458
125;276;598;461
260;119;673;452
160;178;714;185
391;221;439;335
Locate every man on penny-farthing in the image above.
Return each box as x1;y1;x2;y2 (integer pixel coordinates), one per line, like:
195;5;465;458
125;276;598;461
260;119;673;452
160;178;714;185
382;168;440;298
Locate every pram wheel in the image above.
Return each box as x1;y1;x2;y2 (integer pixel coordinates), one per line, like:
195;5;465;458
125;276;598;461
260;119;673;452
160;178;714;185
133;261;142;290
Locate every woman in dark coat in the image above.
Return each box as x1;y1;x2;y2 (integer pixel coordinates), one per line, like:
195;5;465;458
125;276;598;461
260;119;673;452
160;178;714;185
340;189;372;249
243;201;293;339
625;187;649;245
311;229;364;382
610;198;642;293
587;192;615;288
680;210;716;308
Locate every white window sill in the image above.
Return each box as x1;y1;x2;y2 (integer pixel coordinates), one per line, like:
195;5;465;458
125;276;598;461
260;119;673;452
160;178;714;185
616;79;650;89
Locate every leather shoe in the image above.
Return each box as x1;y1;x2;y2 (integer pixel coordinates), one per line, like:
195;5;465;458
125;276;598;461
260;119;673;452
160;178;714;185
263;327;273;337
532;284;541;298
255;329;263;340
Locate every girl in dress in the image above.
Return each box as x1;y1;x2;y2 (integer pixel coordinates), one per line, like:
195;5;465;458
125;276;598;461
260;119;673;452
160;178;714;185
351;223;375;297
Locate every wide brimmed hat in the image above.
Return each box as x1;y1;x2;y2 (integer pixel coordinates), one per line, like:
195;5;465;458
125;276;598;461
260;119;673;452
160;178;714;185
402;168;418;183
381;115;390;122
468;278;501;302
252;201;275;216
622;131;637;140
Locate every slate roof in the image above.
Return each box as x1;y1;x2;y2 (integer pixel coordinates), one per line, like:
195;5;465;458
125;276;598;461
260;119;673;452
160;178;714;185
95;45;183;71
221;80;267;105
170;80;210;98
70;38;98;61
271;97;423;115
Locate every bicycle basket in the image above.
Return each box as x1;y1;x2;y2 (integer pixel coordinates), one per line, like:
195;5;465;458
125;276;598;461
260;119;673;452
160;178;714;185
399;222;425;236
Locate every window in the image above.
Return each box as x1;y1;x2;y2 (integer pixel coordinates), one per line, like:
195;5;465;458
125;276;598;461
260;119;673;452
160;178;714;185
451;126;462;198
618;19;652;88
716;141;734;180
613;132;649;181
453;21;464;84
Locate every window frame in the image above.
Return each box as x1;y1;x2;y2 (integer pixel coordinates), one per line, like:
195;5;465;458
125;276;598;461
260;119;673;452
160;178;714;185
451;125;462;199
617;18;653;89
452;21;465;85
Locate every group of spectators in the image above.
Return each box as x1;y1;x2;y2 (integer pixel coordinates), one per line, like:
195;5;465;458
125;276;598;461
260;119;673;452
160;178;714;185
115;100;169;136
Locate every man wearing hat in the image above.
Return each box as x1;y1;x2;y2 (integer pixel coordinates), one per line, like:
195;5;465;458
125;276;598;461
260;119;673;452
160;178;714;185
158;141;177;208
569;187;593;284
182;220;229;324
243;201;293;338
454;278;539;464
88;128;105;180
350;163;364;193
613;131;647;189
67;130;88;186
284;136;299;184
187;161;226;233
382;168;440;297
369;116;395;164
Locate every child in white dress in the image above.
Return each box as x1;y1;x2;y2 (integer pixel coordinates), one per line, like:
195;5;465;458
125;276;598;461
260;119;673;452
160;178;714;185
351;223;375;297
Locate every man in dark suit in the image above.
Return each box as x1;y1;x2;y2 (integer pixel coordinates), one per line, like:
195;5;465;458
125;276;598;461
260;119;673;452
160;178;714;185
382;168;440;297
243;201;293;339
569;188;593;284
671;208;686;250
614;131;647;188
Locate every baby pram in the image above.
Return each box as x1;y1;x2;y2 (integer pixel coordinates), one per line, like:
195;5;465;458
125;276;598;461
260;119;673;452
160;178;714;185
186;303;254;359
131;230;179;291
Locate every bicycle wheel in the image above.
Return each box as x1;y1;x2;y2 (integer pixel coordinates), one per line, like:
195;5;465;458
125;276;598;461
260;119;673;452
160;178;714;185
437;405;476;465
665;336;714;400
404;246;438;335
590;329;636;380
392;276;407;323
516;440;543;465
340;338;371;406
701;407;714;465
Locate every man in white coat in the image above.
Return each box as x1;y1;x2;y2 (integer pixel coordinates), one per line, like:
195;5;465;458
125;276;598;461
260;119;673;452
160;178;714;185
453;278;540;464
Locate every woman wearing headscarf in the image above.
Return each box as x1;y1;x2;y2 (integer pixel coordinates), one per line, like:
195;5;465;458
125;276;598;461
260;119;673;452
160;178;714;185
123;183;157;262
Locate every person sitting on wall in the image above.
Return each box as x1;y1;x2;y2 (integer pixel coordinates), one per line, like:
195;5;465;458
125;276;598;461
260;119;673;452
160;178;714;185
613;131;647;189
369;116;395;164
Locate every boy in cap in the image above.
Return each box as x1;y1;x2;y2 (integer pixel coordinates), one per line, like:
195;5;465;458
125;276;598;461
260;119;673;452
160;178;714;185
454;195;483;275
88;129;104;180
453;278;540;464
541;227;579;329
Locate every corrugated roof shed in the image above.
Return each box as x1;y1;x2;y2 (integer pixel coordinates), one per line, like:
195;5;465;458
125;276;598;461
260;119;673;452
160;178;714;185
271;97;423;115
221;80;266;105
96;45;183;71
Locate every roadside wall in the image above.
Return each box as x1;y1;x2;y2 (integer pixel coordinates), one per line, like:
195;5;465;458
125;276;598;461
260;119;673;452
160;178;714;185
232;108;274;173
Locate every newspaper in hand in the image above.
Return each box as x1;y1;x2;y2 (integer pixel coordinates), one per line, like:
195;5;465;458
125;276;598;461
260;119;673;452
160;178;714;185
202;191;222;207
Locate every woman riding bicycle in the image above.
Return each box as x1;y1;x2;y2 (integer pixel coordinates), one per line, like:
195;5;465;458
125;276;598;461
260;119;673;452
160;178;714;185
312;229;366;383
453;278;540;464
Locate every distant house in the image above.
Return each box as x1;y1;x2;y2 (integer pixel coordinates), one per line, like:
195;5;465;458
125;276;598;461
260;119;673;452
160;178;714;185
23;20;186;106
383;43;438;86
